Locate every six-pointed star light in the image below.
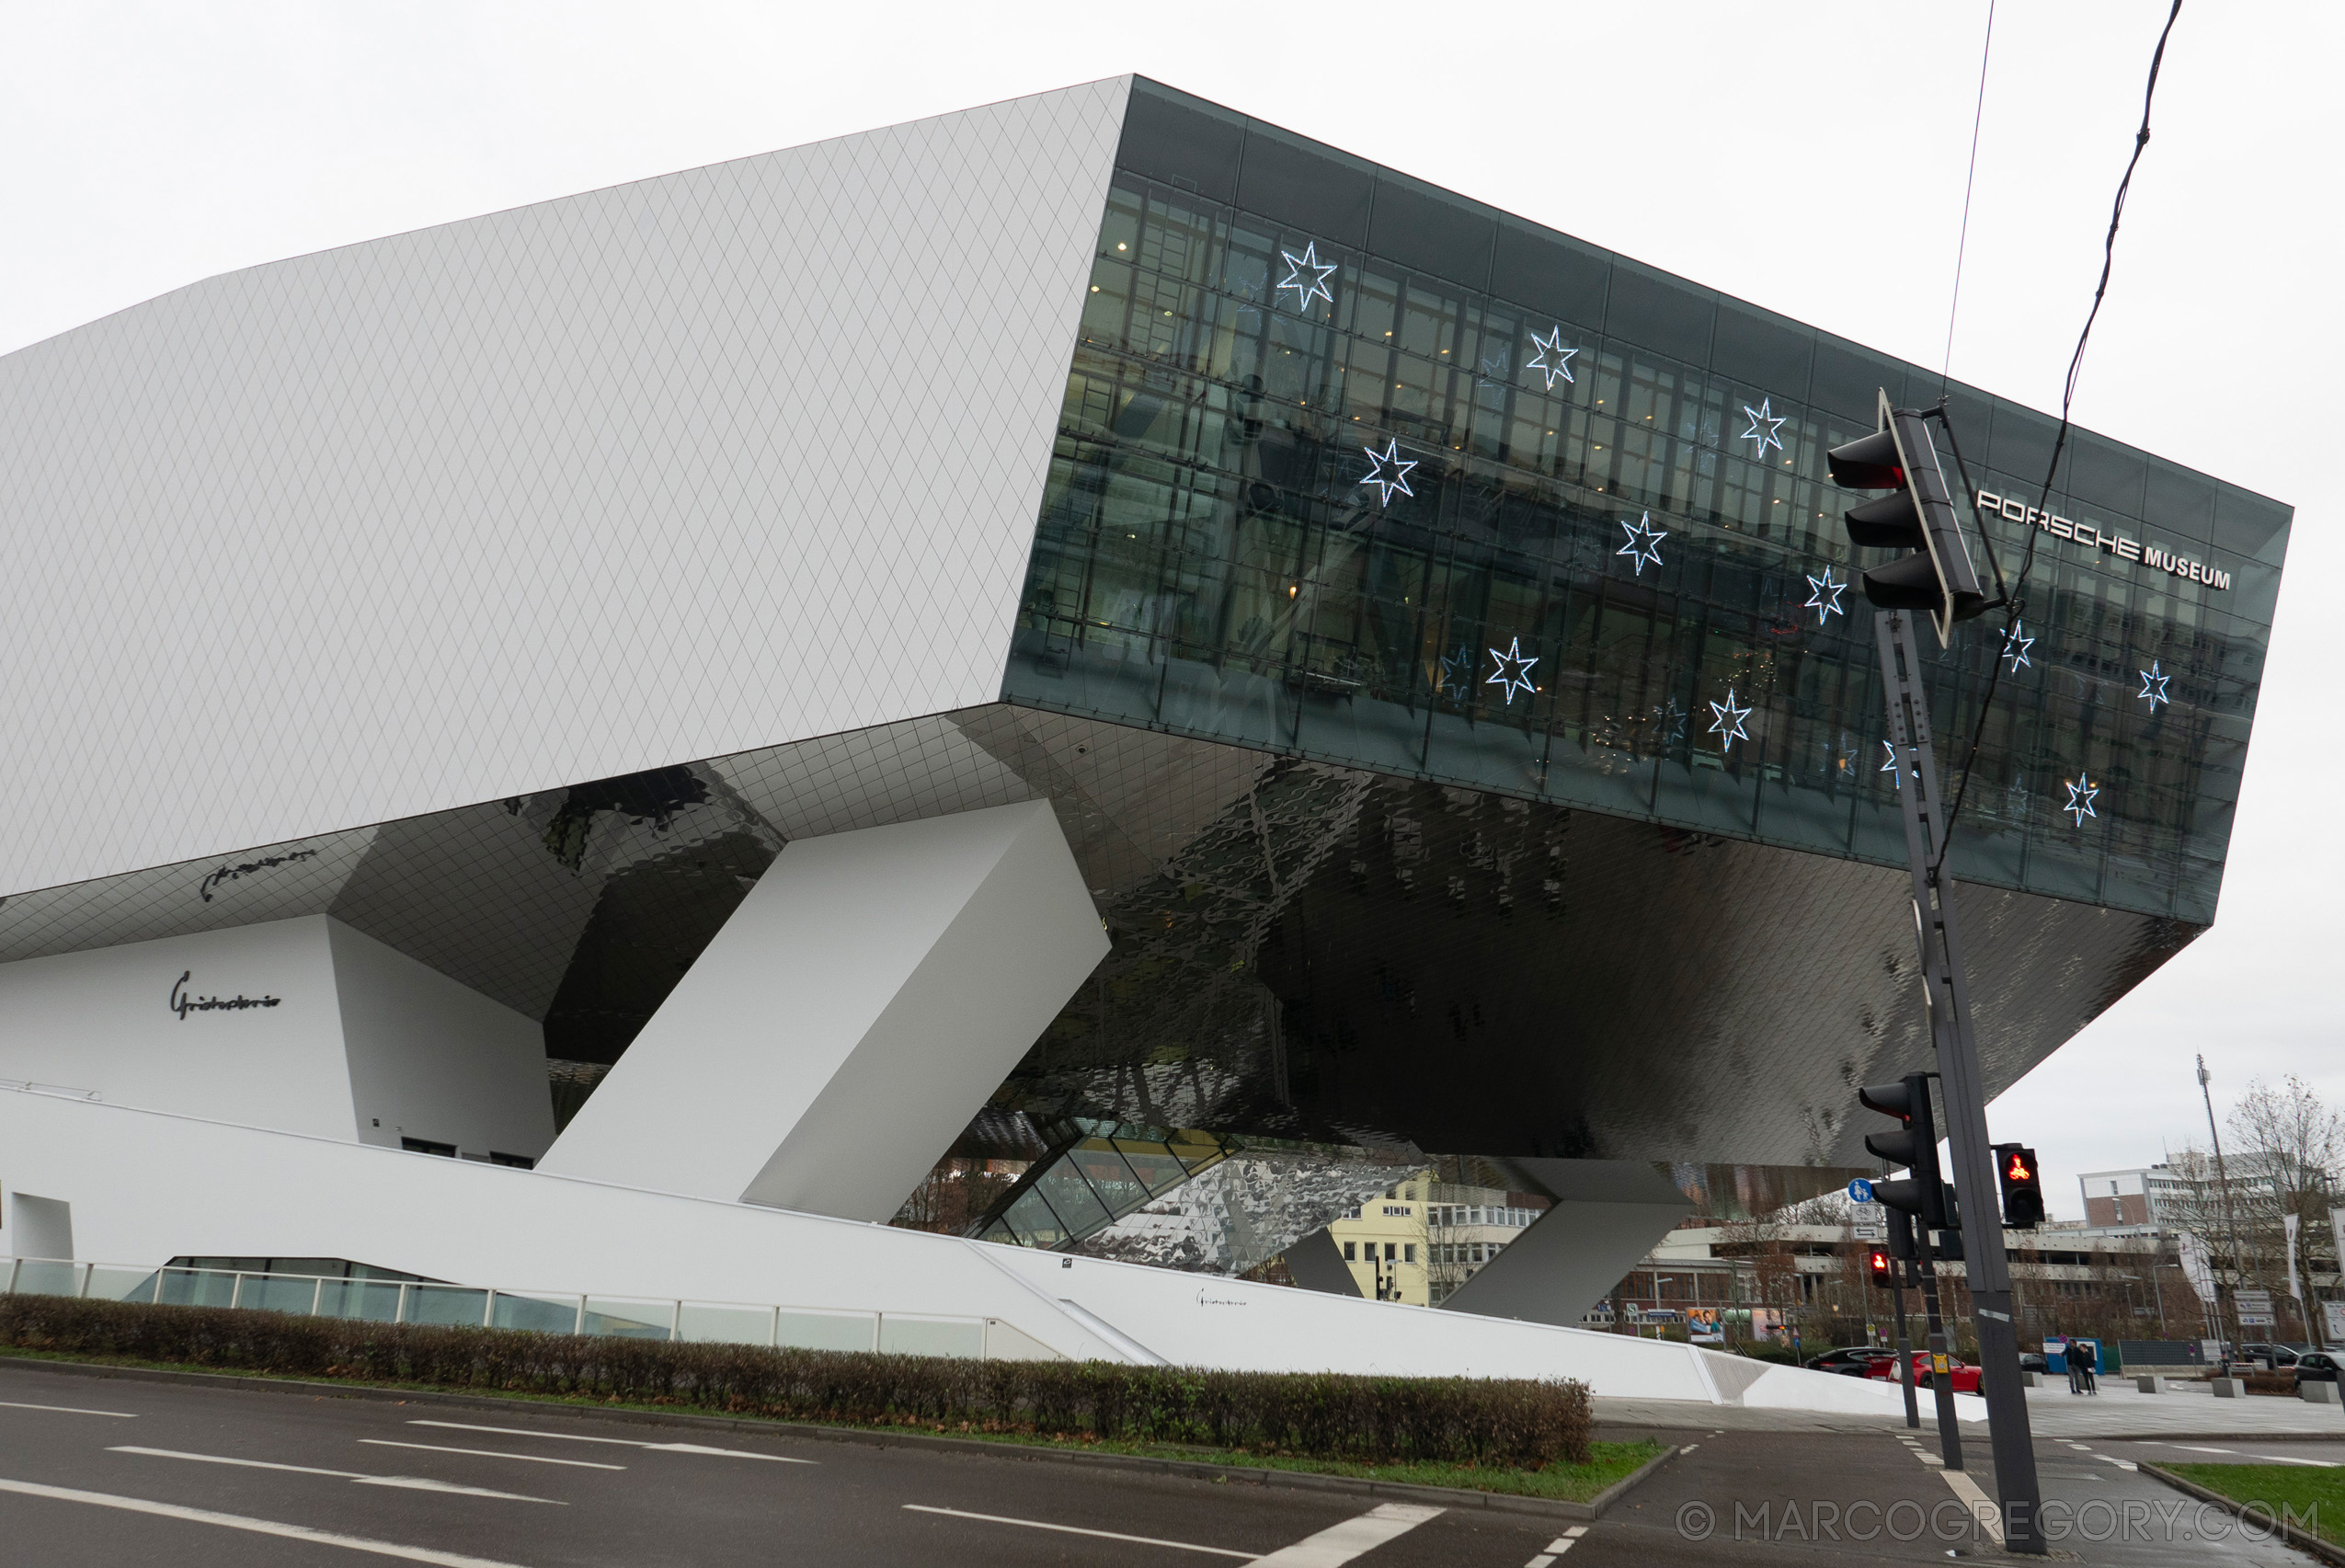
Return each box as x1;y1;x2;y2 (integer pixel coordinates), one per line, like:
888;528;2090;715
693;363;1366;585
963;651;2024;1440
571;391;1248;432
1436;645;1474;697
2002;619;2034;672
1486;636;1539;705
1618;512;1667;575
1805;567;1846;623
2139;659;2170;708
1740;397;1786;458
1526;326;1578;390
1276;242;1336;311
2065;773;2099;825
1359;440;1415;505
1709;688;1751;753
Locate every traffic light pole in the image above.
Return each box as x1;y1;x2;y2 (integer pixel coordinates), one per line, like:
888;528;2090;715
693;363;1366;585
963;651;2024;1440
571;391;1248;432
1891;1280;1920;1428
1912;1250;1964;1468
1875;609;2046;1553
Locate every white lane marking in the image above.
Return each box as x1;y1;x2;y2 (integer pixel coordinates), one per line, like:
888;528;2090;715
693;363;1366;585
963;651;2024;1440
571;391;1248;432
1937;1468;2003;1546
1254;1502;1446;1566
902;1504;1258;1559
360;1440;624;1471
108;1447;556;1504
1680;1443;1699;1453
2167;1444;2240;1455
2092;1453;2140;1471
0;1474;536;1566
0;1399;138;1419
406;1420;812;1463
2246;1453;2339;1467
1526;1555;1555;1567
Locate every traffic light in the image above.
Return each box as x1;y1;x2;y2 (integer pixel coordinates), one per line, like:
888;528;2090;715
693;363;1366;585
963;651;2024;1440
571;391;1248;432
1995;1143;2045;1229
1826;393;1987;644
1867;1247;1893;1288
1859;1072;1946;1230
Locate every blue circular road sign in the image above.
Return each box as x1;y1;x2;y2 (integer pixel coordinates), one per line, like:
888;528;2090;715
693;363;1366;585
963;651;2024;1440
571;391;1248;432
1848;1177;1876;1204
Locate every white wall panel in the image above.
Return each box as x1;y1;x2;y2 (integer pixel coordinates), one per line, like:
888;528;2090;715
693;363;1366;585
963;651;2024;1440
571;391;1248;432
328;920;554;1159
0;79;1132;898
0;916;353;1138
0;913;549;1154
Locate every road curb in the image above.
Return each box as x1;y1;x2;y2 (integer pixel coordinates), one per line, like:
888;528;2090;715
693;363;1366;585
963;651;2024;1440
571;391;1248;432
0;1352;1665;1521
2136;1461;2345;1566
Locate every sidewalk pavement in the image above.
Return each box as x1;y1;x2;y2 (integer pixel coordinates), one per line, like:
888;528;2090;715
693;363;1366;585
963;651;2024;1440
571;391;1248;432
1596;1379;2345;1439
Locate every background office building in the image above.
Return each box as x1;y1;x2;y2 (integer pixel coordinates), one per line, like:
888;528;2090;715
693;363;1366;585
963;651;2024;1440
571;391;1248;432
0;77;2287;1404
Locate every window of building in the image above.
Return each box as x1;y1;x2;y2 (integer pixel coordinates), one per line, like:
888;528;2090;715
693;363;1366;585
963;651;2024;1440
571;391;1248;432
1384;1242;1397;1261
1403;1243;1417;1264
1344;1242;1356;1261
488;1151;535;1170
1382;1204;1410;1216
400;1138;455;1157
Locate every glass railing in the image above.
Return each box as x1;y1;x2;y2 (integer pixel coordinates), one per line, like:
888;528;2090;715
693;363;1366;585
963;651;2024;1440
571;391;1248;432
1;1256;1002;1361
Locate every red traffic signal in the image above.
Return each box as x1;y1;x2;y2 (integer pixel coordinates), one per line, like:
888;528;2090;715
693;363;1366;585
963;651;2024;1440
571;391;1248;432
1867;1248;1893;1287
1994;1142;2045;1230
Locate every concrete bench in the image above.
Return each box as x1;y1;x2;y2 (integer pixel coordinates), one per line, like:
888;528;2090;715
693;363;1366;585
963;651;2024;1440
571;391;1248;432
2134;1375;2161;1393
2212;1378;2246;1398
2302;1380;2340;1405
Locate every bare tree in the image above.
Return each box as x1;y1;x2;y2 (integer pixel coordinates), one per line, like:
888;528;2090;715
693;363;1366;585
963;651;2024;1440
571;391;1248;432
2228;1076;2344;1345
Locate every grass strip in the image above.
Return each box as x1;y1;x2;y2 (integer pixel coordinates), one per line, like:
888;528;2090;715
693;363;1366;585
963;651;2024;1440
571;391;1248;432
0;1347;1653;1501
2164;1463;2345;1546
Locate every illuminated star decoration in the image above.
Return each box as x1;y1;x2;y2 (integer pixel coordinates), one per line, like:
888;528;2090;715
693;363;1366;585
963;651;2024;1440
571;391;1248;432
1486;636;1539;705
1479;345;1511;379
1618;512;1667;576
1525;326;1578;390
2138;659;2170;709
1804;567;1846;624
1653;699;1688;743
2064;773;2099;826
2002;619;2034;673
1709;688;1752;753
1880;740;1902;787
1275;241;1336;312
1436;646;1475;698
1358;440;1416;505
1740;397;1786;459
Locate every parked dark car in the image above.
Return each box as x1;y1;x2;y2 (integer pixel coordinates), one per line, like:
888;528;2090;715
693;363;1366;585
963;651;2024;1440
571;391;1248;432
2238;1343;2300;1368
1805;1347;1897;1377
2293;1353;2340;1384
2019;1352;2049;1375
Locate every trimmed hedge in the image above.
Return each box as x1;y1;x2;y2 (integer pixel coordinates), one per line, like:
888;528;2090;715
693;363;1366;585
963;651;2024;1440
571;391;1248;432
0;1295;1590;1467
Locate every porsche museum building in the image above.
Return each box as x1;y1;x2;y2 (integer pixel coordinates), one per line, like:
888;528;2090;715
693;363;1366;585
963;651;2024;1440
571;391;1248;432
0;77;2289;1383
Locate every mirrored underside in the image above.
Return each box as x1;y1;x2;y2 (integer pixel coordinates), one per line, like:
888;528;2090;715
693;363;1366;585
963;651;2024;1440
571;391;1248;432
0;704;2195;1170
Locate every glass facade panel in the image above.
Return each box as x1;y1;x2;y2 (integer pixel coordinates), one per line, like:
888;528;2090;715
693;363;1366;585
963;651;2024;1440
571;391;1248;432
776;1310;877;1353
491;1292;584;1333
676;1303;775;1346
405;1284;489;1327
582;1298;674;1338
877;1315;986;1359
1001;81;2290;922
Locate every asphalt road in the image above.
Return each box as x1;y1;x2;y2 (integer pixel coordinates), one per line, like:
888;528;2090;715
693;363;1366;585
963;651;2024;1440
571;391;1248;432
0;1362;1574;1568
0;1361;2323;1565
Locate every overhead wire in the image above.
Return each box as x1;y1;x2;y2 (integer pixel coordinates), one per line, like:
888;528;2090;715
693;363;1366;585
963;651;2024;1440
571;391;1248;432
1932;0;2186;875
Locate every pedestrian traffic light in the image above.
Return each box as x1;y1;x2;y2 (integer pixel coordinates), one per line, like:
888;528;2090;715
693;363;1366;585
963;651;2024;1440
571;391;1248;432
1867;1247;1893;1288
1859;1072;1945;1230
1826;393;1987;644
1995;1143;2045;1229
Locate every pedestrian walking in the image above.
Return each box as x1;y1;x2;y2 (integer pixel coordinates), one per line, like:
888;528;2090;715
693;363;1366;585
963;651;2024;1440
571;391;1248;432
2076;1340;2098;1395
2065;1341;2082;1394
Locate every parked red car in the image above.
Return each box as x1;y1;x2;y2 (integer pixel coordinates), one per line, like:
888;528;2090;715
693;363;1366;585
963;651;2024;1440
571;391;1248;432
1866;1353;1984;1393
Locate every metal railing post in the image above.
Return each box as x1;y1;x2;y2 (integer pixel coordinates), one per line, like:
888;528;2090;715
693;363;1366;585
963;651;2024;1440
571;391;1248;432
150;1267;165;1305
311;1276;324;1317
5;1257;18;1296
76;1264;93;1299
669;1301;681;1343
484;1290;498;1330
230;1274;246;1310
572;1298;586;1335
395;1282;411;1324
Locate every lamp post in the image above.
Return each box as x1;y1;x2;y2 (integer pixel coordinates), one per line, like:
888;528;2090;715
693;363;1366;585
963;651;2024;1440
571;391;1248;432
2199;1055;2249;1355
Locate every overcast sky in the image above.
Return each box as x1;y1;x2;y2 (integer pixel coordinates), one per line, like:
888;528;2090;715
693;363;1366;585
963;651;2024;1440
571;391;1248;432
4;3;2332;1219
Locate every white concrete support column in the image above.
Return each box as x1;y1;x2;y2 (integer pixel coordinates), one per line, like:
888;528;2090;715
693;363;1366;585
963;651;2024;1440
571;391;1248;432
540;801;1105;1222
1437;1161;1694;1328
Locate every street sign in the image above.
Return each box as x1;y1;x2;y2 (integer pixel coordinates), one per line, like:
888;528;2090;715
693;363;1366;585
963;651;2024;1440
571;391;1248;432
1848;1178;1876;1204
1854;1224;1886;1242
2237;1289;2273;1310
2326;1303;2345;1342
2239;1313;2276;1327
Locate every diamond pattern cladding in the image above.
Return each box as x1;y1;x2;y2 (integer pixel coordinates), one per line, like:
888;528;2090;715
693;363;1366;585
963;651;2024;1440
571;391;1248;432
0;77;1134;898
